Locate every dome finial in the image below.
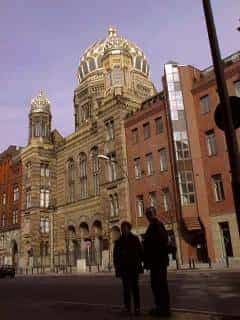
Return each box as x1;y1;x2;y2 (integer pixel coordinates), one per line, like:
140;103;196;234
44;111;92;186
108;26;117;37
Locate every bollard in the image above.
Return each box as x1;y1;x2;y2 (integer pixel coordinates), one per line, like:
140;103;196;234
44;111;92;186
208;257;212;268
192;259;196;269
189;258;192;269
226;255;229;268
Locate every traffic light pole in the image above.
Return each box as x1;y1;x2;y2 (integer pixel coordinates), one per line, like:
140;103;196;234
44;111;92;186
202;0;240;236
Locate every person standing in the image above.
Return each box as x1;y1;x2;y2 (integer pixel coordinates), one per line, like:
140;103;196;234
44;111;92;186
113;221;143;316
143;207;171;318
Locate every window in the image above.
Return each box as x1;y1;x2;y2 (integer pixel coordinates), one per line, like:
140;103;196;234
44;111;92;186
34;121;42;137
110;195;115;217
174;132;190;160
146;153;154;175
13;210;18;224
159;148;168;171
67;159;75;202
2;193;6;206
178;171;195;204
26;189;31;208
109;193;119;217
79;153;88;199
40;163;50;177
234;80;240;97
132;128;139;144
105;119;115;141
155;117;163;134
91;147;100;196
143;122;151;139
111;66;123;86
149;192;157;208
206;130;217;156
162;188;170;212
107;152;117;182
200;95;210;114
136;195;144;217
134;157;142;178
26;162;31;179
80;103;91;122
68;159;74;183
40;217;49;234
13;186;19;202
2;215;6;227
212;174;225;201
40;189;50;208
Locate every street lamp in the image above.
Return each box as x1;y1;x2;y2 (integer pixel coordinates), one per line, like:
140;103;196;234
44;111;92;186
162;191;180;270
202;0;240;236
61;224;69;269
97;154;132;218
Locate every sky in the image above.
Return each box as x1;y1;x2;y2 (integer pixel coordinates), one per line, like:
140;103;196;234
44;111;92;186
0;0;239;152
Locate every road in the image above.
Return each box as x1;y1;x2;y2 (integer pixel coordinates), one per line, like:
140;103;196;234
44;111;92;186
0;270;239;319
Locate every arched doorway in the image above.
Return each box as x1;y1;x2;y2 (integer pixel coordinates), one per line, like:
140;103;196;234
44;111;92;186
92;220;103;267
79;222;89;262
67;225;78;266
11;240;18;267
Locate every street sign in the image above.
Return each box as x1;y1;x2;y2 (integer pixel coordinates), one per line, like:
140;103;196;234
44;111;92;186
214;96;240;131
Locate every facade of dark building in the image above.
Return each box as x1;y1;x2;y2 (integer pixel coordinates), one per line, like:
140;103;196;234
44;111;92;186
0;145;22;266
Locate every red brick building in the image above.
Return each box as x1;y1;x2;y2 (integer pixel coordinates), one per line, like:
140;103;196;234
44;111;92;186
125;51;240;266
125;93;181;265
0;145;22;266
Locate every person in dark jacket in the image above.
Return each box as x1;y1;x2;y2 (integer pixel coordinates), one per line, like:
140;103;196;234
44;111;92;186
113;221;143;315
143;207;171;318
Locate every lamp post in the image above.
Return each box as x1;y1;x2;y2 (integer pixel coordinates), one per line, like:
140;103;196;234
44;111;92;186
97;154;132;226
202;0;240;236
61;225;69;269
162;191;180;270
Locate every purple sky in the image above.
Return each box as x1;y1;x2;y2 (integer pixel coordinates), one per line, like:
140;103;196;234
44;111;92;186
0;0;239;152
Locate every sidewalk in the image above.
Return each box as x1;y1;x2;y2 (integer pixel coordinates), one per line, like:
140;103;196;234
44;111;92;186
48;302;240;320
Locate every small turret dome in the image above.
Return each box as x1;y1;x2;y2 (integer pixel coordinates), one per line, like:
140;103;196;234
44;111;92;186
30;91;51;114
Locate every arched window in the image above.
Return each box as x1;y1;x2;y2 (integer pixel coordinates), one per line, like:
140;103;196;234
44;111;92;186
88;57;96;72
109;195;115;217
81;61;89;75
114;193;119;215
142;60;147;74
111;66;123;86
34;121;42;137
135;56;142;70
91;147;100;196
109;193;119;217
67;159;75;202
79;67;84;80
80;103;91;122
79;153;88;199
97;55;103;68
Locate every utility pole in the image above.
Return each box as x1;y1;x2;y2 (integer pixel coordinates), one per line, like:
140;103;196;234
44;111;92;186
202;0;240;235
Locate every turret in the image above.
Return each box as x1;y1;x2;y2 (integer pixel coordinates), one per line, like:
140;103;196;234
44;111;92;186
28;91;52;144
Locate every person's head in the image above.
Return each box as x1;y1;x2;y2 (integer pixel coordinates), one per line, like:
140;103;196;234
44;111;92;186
145;206;158;223
121;221;132;237
111;225;121;241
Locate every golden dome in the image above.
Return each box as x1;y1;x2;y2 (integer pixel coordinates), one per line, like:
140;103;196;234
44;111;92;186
78;27;150;83
30;91;51;114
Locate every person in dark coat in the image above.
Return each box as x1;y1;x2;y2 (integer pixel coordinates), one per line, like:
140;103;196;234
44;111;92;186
113;221;143;315
143;207;171;318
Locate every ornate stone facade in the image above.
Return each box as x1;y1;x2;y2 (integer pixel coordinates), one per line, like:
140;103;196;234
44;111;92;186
19;27;155;270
